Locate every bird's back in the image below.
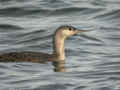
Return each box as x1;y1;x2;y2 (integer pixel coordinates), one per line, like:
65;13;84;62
0;52;55;63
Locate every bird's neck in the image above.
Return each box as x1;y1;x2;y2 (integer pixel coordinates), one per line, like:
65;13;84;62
53;33;66;61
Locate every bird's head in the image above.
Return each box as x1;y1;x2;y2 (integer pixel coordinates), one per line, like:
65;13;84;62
55;25;89;38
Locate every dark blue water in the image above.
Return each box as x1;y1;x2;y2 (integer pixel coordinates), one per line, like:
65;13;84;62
0;0;120;90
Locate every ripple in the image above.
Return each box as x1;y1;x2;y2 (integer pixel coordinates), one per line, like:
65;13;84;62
0;24;23;30
0;7;51;17
75;86;86;90
51;7;103;16
34;84;67;90
94;9;120;20
15;29;46;38
15;34;52;44
81;34;104;43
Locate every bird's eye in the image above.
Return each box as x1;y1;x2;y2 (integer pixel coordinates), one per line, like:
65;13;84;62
69;27;72;31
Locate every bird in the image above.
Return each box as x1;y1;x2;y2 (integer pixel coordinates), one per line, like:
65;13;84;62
0;25;89;71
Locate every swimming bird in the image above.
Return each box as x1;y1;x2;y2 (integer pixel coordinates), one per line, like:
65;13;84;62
0;25;89;71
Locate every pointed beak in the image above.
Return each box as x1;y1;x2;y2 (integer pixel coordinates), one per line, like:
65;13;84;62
77;29;91;32
75;29;91;34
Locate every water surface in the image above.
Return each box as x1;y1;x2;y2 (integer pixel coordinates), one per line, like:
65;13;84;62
0;0;120;90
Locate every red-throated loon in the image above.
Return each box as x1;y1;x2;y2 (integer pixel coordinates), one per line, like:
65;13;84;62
0;25;89;72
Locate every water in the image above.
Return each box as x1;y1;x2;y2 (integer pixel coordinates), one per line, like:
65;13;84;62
0;0;120;90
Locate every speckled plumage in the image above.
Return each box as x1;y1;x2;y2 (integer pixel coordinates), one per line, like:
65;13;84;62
0;51;56;63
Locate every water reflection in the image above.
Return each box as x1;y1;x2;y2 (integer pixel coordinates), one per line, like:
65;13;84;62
52;60;66;72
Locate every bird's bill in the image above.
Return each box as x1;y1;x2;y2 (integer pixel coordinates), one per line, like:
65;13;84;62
77;29;91;32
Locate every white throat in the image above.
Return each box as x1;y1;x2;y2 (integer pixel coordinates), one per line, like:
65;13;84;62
53;33;66;60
